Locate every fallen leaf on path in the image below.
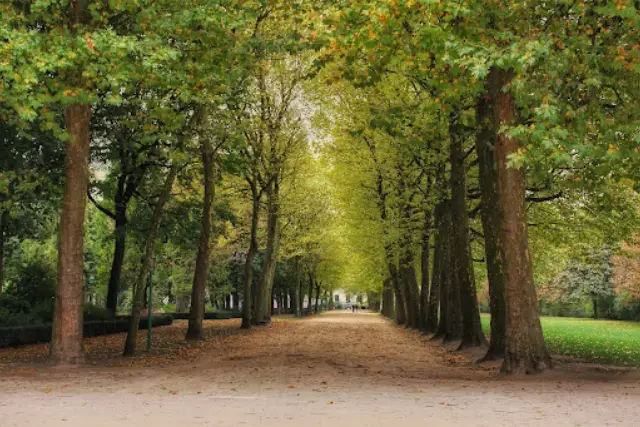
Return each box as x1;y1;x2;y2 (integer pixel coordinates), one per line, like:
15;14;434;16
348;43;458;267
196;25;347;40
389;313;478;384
44;388;52;393
14;369;37;375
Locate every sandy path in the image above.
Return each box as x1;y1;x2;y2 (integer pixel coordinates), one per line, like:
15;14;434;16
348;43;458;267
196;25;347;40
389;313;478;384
1;311;639;426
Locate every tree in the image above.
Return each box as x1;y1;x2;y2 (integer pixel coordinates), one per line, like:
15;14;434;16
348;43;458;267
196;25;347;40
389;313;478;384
553;247;614;320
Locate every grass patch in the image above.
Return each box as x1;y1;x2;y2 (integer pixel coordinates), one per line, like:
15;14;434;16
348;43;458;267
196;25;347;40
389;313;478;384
481;314;640;367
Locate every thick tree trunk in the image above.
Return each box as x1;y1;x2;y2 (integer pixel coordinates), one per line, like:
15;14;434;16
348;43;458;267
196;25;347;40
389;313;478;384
123;163;179;356
242;187;260;329
476;95;506;362
489;68;551;374
426;203;444;333
449;119;487;350
186;134;216;341
50;103;91;366
435;201;462;342
419;210;431;330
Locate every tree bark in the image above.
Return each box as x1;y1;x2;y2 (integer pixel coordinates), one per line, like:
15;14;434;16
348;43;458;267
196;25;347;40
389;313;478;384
399;249;420;328
258;178;281;324
105;160;145;315
593;299;598;320
186;131;217;341
476;94;506;362
242;183;260;329
489;68;551;374
381;278;395;318
390;261;406;325
0;210;6;295
419;210;431;330
123;163;179;356
425;203;444;333
307;272;314;316
397;169;420;329
314;282;321;313
449;118;487;349
50;103;91;366
293;258;301;317
106;197;126;316
435;201;462;342
298;274;304;317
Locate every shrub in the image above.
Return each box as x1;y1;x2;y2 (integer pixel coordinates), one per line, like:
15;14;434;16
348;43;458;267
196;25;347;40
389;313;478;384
0;314;174;348
167;311;238;320
83;303;113;321
5;259;56;308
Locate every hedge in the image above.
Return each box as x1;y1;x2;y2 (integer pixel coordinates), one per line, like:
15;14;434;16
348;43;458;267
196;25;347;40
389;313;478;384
167;311;240;320
0;314;173;348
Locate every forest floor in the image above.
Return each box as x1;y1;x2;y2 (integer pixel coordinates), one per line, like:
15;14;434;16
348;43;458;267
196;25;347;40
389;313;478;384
1;311;640;426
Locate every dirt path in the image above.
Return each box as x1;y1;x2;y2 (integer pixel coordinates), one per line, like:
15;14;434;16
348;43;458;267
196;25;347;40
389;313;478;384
1;312;639;426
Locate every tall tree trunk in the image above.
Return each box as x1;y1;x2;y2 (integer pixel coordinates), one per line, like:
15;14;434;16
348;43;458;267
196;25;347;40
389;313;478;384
435;201;462;342
397;169;420;329
400;249;420;329
426;203;444;333
186;132;217;341
314;282;321;313
258;178;281;324
106;198;126;316
419;210;431;330
50;103;91;365
593;299;598;320
449;118;487;349
389;261;406;324
0;210;6;295
298;274;304;317
293;258;301;317
489;68;551;374
382;278;395;318
477;95;506;362
307;272;314;316
123;163;179;356
242;184;260;329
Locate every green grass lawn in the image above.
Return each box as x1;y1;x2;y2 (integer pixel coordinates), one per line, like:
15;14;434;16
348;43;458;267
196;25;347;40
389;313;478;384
480;314;640;367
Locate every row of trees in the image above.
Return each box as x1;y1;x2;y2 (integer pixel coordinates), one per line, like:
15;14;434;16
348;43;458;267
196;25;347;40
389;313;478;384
317;0;639;374
1;1;347;364
1;1;638;375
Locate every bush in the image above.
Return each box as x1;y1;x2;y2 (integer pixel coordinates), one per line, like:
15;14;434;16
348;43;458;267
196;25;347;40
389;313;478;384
5;259;56;308
0;314;174;348
0;294;37;326
83;303;113;321
167;311;239;320
610;293;640;321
